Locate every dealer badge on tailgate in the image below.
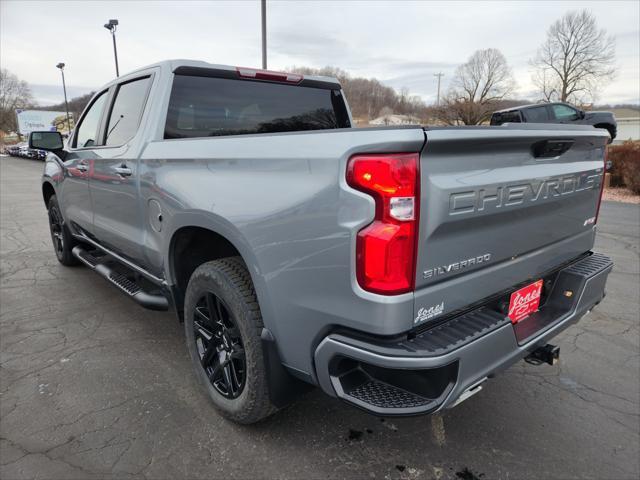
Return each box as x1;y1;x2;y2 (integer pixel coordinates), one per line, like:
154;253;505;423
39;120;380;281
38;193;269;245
508;279;543;324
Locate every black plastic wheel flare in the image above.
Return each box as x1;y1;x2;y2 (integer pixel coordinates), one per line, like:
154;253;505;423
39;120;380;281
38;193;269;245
48;206;64;254
193;292;246;399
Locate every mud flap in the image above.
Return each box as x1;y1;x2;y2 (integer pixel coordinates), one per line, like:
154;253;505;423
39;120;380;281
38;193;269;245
261;328;314;408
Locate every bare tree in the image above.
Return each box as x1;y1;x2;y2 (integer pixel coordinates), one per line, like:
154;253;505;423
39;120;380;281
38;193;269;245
288;66;428;123
0;69;34;133
532;69;558;102
377;106;394;125
531;10;615;103
37;91;94;123
439;48;515;125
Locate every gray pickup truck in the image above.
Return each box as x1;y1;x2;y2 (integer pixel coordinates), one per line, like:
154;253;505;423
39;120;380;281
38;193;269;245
32;60;613;424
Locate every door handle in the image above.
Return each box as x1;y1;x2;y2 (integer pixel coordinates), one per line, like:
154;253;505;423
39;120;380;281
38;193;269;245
114;166;132;177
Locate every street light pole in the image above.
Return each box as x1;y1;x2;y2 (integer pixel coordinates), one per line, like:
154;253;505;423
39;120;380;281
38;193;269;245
56;63;72;134
104;19;120;77
261;0;267;69
434;72;444;107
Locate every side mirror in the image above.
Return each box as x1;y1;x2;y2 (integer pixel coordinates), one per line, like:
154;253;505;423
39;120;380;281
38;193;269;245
579;110;586;119
29;131;64;151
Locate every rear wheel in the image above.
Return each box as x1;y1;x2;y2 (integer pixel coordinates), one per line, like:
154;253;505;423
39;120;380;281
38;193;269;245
47;195;78;266
184;257;277;424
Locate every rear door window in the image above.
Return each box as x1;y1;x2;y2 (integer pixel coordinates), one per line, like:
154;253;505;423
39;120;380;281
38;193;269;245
165;74;350;139
105;76;152;146
491;111;521;125
524;106;550;122
502;111;521;123
551;104;579;121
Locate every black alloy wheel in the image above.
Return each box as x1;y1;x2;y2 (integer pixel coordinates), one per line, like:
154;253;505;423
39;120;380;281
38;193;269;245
46;195;78;266
184;257;278;423
193;292;246;399
48;204;65;257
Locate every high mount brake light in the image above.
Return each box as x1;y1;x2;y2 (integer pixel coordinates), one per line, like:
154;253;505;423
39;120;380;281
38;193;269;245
236;67;303;84
346;153;420;295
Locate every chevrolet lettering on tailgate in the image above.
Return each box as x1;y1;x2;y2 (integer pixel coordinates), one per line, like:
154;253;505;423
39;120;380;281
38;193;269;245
449;172;601;216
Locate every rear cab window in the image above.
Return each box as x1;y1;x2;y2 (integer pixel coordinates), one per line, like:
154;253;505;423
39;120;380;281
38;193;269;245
164;71;351;139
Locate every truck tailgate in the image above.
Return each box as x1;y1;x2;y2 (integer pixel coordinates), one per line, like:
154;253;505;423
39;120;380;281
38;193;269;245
413;125;608;327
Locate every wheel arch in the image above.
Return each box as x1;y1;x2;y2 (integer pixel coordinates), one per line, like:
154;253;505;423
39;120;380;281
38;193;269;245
42;181;56;208
165;214;272;327
169;225;240;297
167;217;309;406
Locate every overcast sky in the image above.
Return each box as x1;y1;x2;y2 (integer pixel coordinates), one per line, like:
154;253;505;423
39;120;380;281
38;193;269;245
1;0;638;105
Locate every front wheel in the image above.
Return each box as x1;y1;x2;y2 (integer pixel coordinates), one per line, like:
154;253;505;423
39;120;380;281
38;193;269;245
47;195;79;266
184;257;277;424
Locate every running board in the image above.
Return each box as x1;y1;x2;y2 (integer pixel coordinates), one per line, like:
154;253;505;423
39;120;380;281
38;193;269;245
72;245;169;311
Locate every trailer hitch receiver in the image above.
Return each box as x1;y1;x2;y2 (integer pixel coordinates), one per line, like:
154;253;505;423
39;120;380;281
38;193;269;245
525;344;560;366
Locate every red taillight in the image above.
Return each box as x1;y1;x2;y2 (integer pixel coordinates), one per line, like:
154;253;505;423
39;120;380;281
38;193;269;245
236;67;303;84
595;146;607;224
346;153;420;295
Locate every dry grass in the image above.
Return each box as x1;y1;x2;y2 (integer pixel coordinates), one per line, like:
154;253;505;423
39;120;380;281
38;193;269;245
603;187;640;204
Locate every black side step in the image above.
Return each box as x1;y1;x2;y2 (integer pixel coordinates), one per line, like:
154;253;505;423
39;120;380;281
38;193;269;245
72;245;169;311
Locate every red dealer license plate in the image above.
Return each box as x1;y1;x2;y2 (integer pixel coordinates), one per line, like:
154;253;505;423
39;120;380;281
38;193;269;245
508;279;543;324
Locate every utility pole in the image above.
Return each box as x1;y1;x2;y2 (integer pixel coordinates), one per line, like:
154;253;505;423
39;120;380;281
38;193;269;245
104;19;120;77
434;72;444;107
56;63;72;133
261;0;267;69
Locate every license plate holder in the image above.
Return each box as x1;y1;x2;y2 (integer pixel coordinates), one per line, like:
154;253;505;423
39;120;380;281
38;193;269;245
508;279;543;324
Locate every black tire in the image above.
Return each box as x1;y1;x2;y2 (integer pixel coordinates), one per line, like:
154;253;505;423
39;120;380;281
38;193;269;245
184;257;277;424
47;195;79;266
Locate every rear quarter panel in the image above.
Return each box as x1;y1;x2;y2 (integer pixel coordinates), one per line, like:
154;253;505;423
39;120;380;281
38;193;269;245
139;127;425;378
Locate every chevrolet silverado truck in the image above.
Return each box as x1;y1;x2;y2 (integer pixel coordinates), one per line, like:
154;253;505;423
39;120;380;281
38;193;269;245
32;60;613;424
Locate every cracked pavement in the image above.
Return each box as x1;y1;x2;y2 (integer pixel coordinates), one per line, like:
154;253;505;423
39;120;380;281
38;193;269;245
1;155;639;480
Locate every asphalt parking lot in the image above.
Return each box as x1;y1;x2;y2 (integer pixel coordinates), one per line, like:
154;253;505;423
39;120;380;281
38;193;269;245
1;154;638;480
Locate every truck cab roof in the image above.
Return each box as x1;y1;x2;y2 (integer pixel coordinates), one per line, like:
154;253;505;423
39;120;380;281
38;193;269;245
492;102;577;114
105;59;342;90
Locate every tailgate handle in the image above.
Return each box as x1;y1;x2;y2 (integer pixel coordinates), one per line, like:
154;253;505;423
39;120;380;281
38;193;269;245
532;139;574;159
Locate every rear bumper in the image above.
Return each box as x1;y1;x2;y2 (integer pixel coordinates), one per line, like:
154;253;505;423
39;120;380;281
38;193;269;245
313;253;613;416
